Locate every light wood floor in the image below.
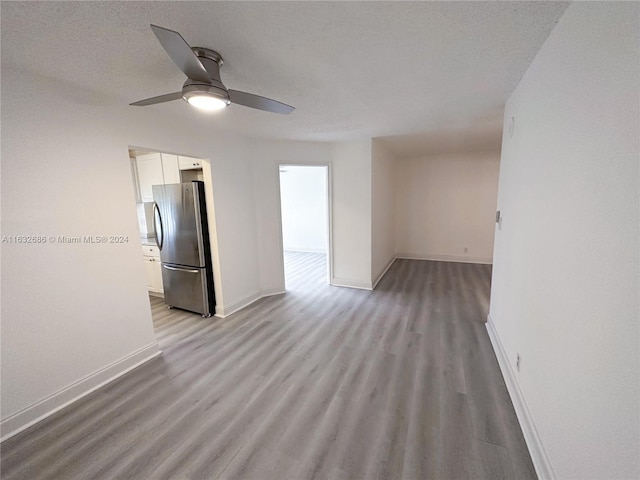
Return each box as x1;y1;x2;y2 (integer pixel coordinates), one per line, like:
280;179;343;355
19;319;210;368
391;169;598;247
1;252;536;480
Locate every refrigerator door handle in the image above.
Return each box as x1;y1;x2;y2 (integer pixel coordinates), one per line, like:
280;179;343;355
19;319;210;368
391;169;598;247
162;264;200;274
153;202;164;250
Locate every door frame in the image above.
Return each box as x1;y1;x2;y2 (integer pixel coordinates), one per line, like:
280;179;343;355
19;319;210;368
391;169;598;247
277;163;333;285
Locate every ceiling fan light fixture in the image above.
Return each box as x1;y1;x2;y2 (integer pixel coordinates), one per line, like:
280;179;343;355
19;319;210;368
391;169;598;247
130;25;294;114
186;94;228;111
182;85;230;112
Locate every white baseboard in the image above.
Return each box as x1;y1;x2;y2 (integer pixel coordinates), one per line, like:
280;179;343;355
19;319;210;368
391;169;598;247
260;287;286;298
215;287;285;318
372;257;396;289
486;315;555;479
0;342;161;442
215;290;261;318
330;277;373;290
396;252;493;265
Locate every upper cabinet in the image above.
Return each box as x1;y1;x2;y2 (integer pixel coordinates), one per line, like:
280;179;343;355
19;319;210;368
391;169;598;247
136;153;164;202
178;155;202;170
161;154;181;184
134;153;182;202
131;150;205;202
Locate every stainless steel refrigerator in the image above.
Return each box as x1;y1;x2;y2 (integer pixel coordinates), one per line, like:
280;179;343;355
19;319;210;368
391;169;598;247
152;181;216;317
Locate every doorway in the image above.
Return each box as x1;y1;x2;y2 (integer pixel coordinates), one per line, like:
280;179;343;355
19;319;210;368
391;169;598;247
279;165;331;290
128;147;220;345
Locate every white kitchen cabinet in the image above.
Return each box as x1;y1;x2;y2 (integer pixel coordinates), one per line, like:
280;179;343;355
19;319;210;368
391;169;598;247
135;152;181;202
161;154;181;184
143;251;163;295
178;155;203;170
136;153;164;202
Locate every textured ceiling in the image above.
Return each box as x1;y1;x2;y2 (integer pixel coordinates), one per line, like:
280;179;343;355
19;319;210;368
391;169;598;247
1;1;568;142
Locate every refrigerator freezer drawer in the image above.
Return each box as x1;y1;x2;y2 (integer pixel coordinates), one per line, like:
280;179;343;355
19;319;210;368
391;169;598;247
161;264;212;316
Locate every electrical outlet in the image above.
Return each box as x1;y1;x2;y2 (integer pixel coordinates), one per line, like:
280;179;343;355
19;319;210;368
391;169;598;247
464;247;468;253
516;353;521;372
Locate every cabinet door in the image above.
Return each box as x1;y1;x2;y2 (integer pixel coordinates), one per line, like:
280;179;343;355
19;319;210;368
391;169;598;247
151;257;164;293
143;256;164;293
161;154;181;184
136;153;164;202
141;245;160;257
143;256;157;292
178;155;202;170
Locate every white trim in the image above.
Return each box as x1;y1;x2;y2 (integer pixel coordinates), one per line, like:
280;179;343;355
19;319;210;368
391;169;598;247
325;165;334;284
260;287;286;298
215;290;261;318
486;315;555;480
214;287;286;318
273;165;286;294
396;252;493;265
0;342;161;442
330;277;373;290
372;257;396;289
215;291;263;318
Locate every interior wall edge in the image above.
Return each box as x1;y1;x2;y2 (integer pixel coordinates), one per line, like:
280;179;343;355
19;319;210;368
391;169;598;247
372;257;397;290
486;315;555;480
201;158;225;308
0;342;161;443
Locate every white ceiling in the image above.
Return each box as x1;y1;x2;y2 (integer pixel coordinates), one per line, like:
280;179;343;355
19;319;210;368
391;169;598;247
1;1;568;142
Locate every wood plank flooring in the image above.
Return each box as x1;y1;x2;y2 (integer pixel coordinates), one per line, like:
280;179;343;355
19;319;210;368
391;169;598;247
1;253;536;480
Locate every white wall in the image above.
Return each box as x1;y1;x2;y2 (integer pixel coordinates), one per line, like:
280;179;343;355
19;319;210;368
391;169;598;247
331;139;373;289
1;68;161;435
395;152;500;264
205;139;261;316
489;3;639;479
279;166;328;253
371;139;397;285
250;138;376;292
250;139;333;295
0;66;263;435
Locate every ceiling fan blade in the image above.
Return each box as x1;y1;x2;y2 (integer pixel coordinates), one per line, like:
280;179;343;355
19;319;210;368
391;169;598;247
130;92;183;106
150;25;211;84
228;90;295;115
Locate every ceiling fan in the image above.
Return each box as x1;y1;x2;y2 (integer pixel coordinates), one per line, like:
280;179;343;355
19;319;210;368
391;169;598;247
130;25;294;114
